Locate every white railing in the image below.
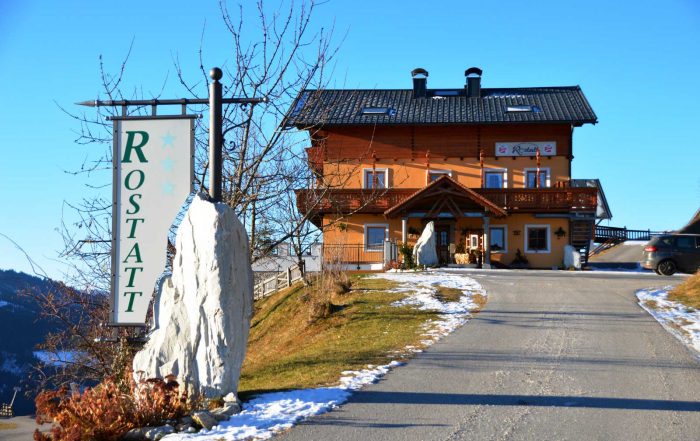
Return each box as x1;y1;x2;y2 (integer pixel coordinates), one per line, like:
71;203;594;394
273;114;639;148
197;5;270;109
253;262;305;300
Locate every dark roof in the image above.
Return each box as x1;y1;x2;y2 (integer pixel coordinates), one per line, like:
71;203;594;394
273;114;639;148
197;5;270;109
679;208;700;234
287;86;597;127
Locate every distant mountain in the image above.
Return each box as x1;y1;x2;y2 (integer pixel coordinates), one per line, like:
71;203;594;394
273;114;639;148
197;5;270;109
0;269;61;415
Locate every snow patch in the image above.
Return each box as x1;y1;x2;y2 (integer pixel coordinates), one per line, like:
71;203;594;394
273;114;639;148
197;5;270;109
378;271;485;345
164;271;484;440
164;362;405;440
636;288;700;356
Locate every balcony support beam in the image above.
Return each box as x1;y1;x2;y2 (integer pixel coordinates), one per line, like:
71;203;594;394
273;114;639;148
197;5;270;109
483;216;492;269
401;218;408;244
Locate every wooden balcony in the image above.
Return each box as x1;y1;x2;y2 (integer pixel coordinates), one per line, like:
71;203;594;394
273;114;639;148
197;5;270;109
296;186;598;218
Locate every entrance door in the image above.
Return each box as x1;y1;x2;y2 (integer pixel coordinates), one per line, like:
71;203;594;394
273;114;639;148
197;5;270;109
435;225;451;265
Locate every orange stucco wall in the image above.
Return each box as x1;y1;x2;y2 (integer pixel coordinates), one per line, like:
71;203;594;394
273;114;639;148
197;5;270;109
323;213;571;269
323;157;569;189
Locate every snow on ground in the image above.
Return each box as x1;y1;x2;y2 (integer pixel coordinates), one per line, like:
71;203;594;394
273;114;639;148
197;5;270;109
378;270;485;346
165;271;484;441
0;300;8;308
636;288;700;357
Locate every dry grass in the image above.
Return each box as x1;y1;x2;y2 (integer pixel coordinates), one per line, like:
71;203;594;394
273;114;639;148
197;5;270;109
238;275;441;398
644;299;659;310
0;422;18;430
433;286;463;303
668;271;700;310
471;293;488;312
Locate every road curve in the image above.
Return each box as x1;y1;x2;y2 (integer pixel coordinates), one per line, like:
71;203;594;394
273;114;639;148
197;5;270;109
277;270;700;441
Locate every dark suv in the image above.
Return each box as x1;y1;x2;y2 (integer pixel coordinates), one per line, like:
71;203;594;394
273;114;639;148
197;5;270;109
641;234;700;275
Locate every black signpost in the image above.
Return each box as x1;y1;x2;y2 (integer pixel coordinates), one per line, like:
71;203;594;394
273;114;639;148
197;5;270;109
78;67;266;202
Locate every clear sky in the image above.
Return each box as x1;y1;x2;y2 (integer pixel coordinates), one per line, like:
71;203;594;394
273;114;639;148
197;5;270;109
1;0;699;280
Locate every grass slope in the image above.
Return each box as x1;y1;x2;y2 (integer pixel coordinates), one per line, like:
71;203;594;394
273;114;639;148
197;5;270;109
668;270;700;310
239;276;441;398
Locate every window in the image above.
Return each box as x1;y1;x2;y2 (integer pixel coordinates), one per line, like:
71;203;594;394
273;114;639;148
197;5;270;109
365;224;388;251
524;168;550;188
489;226;507;253
433;90;460;97
470;234;479;249
360;107;396;116
363;168;388;189
505;105;541;113
428;169;452;183
525;225;550;253
484;169;507;188
676;236;696;249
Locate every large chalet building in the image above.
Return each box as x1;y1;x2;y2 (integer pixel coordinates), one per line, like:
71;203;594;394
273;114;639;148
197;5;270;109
290;68;610;269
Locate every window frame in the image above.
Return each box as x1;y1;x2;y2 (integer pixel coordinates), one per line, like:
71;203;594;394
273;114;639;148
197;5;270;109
362;168;389;189
483;168;508;189
489;225;508;254
364;223;389;252
427;169;453;184
523;167;551;188
524;224;551;254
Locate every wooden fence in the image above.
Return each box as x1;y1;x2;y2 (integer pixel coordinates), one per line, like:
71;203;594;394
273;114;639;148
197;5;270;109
253;262;305;301
594;226;660;242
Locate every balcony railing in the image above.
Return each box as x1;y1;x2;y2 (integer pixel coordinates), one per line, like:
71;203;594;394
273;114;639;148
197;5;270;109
296;187;597;216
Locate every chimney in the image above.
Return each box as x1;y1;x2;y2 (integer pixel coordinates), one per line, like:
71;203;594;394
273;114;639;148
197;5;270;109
411;68;428;98
465;67;483;98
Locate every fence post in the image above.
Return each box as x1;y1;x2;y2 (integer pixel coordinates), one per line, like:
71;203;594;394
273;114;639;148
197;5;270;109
383;240;391;267
287;267;292;286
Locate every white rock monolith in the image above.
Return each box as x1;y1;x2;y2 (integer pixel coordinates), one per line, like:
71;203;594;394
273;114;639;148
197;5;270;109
563;244;581;270
413;221;438;266
133;193;253;399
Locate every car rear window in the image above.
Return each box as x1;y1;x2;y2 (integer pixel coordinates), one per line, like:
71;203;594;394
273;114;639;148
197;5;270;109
657;237;673;246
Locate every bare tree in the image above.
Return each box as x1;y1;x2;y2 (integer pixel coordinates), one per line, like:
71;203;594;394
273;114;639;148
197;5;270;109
43;0;348;386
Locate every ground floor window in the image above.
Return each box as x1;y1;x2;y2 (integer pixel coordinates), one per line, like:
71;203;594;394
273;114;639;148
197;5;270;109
365;224;388;251
525;225;550;253
489;226;507;253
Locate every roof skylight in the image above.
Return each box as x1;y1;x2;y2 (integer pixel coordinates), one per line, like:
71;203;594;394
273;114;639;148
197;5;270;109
434;90;460;97
360;107;396;116
506;105;535;112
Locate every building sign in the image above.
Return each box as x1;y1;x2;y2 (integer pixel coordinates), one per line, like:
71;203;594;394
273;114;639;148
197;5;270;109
495;141;556;157
112;117;194;325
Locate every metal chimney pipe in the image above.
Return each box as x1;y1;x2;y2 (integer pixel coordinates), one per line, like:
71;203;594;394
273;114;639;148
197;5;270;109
411;68;429;98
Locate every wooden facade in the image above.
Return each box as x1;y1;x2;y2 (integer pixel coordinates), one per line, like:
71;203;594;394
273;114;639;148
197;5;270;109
291;72;601;269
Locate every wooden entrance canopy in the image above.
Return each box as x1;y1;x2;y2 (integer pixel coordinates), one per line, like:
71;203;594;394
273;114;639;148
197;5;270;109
384;175;507;218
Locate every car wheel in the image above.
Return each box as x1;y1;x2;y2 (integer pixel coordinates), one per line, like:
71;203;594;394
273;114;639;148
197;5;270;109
654;268;662;275
657;259;677;276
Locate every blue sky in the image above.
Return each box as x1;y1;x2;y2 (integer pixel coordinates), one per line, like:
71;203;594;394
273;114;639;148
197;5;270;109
1;0;699;280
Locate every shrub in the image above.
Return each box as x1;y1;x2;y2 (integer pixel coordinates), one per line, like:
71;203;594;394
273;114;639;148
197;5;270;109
511;248;529;266
34;371;192;441
384;260;401;271
398;243;415;269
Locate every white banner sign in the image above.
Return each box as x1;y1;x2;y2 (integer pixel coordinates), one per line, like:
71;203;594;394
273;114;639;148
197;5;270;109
112;117;194;325
495;141;556;157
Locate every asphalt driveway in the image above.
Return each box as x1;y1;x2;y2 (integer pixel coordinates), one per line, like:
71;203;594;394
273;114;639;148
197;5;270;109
278;270;700;441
